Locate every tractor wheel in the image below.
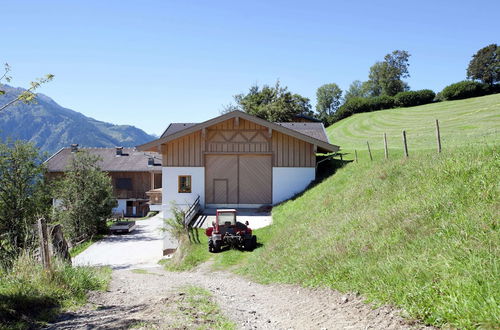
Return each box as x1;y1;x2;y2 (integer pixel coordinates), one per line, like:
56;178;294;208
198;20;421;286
244;236;257;251
213;241;221;253
251;235;257;250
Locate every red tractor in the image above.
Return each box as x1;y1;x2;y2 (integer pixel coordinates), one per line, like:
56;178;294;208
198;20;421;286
205;209;257;253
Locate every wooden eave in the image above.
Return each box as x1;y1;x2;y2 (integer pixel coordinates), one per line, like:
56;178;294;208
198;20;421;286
137;111;339;153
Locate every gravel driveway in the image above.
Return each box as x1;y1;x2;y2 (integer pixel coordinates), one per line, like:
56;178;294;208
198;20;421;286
72;213;165;269
47;262;430;329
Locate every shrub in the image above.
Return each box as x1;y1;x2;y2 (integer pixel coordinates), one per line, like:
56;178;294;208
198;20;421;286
334;95;396;123
163;203;187;240
334;97;368;122
367;95;395;111
394;89;436;107
440;81;488;100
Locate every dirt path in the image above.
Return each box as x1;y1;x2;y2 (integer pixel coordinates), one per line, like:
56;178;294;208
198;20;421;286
46;263;428;329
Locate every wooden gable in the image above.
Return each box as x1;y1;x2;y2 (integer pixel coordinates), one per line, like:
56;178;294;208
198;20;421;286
161;117;316;167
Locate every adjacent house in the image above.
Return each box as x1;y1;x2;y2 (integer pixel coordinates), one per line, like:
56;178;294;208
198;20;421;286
137;110;339;216
45;145;162;217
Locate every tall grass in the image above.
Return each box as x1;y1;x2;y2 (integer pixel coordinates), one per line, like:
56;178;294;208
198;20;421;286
0;254;111;328
236;146;499;328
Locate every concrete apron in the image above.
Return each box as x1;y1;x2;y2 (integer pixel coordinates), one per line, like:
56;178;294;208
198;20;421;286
72;213;165;270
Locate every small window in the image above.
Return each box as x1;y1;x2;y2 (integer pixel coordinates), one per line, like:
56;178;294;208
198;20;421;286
116;178;132;190
178;175;191;193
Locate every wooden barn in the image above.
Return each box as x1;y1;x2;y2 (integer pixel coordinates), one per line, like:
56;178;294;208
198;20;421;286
137;111;339;214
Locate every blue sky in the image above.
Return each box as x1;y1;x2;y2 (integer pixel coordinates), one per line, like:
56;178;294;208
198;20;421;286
2;0;498;135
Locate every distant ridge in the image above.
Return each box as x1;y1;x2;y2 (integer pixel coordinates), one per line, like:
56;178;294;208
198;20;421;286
0;84;156;154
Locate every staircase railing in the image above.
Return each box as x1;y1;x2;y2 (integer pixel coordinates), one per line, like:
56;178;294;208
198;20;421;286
184;195;201;227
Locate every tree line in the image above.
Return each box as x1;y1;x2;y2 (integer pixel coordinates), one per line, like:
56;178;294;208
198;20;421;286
224;44;499;125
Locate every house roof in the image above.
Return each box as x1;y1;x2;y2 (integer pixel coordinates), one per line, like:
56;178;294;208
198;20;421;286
161;123;197;138
275;122;329;143
293;114;322;123
161;122;329;143
45;147;162;173
141;111;339;153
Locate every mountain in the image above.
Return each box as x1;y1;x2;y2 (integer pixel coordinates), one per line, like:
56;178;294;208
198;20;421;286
0;84;156;154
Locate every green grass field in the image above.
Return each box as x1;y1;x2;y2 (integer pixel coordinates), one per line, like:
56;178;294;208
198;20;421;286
327;94;500;161
168;96;500;328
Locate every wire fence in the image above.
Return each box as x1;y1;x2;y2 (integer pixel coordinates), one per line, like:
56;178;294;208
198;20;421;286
337;120;499;162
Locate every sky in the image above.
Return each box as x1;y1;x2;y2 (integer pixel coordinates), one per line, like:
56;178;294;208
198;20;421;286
2;0;499;136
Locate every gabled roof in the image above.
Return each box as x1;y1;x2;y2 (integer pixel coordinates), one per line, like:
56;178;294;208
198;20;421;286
45;147;162;172
161;123;197;138
275;122;329;143
138;111;339;153
293;114;322;123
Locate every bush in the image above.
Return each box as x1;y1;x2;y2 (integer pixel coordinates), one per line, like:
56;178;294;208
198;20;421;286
334;97;368;121
394;89;436;107
334;96;396;123
440;81;488;100
367;95;395;110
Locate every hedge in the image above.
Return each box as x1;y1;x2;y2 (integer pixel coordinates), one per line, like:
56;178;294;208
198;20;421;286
394;89;436;107
440;81;488;100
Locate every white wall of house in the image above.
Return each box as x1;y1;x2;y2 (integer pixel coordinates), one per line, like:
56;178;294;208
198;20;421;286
162;167;205;217
149;204;162;212
112;199;127;214
272;167;315;204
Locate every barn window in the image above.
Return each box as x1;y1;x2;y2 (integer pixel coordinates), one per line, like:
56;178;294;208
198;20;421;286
178;175;192;193
116;178;132;190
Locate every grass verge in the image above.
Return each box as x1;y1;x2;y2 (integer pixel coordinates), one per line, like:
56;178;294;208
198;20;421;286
171;285;235;329
69;234;105;258
0;254;111;329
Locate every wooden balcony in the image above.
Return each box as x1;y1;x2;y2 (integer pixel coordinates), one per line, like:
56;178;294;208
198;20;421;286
113;190;149;200
146;188;162;205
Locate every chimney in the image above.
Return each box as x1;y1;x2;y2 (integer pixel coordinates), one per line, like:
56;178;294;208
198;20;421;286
115;147;123;156
70;144;79;153
148;157;155;167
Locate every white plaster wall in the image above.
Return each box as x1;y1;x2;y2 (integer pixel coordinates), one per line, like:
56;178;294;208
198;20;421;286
162;167;205;217
112;199;127;214
149;204;162;212
272;167;315;204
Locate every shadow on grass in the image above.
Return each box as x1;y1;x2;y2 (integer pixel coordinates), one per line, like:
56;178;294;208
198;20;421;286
316;156;352;182
273;156;352;207
216;241;264;253
0;293;60;328
187;227;201;244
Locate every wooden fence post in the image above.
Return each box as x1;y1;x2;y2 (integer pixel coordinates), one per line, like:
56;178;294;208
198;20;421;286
366;141;373;161
354;150;358;163
383;133;388;159
435;119;442;153
37;218;51;270
402;130;409;158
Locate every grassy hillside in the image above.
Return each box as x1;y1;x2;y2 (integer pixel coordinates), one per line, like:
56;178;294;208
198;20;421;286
241;147;499;328
327;94;500;160
170;146;499;328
